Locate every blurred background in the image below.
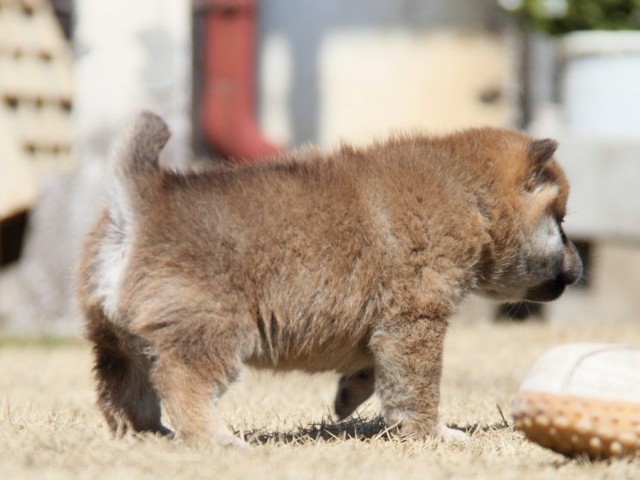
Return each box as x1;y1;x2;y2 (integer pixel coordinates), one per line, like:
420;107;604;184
0;0;639;335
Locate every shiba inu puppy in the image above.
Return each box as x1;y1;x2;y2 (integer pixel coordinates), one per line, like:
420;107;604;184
77;112;582;447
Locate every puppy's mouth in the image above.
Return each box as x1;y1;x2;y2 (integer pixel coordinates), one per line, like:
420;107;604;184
525;253;583;303
524;275;567;303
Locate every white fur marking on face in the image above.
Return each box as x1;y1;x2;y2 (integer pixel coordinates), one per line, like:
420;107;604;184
531;182;560;202
530;215;562;259
481;211;565;302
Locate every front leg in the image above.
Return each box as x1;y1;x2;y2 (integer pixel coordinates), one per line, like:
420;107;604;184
370;316;464;440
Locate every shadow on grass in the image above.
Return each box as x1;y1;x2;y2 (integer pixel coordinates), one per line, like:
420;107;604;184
240;408;512;445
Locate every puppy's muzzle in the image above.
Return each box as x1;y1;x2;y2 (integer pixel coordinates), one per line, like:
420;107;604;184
526;242;583;302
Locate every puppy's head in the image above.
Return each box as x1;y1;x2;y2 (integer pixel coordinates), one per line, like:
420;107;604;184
478;133;583;303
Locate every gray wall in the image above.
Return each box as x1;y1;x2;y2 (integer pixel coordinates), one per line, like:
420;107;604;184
258;0;499;145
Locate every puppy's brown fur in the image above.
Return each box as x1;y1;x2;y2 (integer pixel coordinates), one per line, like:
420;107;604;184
77;112;582;446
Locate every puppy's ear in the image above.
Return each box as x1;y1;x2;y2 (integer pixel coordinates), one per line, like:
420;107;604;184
528;138;558;171
524;139;558;192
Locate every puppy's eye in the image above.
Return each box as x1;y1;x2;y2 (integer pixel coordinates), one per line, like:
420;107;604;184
557;220;568;243
560;229;568;244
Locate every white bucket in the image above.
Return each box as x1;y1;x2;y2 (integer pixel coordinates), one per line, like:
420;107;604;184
561;31;640;139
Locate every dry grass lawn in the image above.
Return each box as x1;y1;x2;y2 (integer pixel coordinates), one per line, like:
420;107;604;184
1;320;639;479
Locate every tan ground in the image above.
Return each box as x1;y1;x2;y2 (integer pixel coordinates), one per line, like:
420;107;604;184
1;321;639;479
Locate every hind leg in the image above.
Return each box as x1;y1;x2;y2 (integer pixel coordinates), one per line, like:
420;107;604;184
334;367;375;420
139;309;253;447
88;316;170;436
149;352;246;447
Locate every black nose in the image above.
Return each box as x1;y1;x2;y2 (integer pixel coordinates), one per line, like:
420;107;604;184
561;248;583;286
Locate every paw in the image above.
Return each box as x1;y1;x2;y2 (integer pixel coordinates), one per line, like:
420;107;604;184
383;412;469;444
438;423;469;443
158;425;175;438
174;430;250;450
215;432;252;450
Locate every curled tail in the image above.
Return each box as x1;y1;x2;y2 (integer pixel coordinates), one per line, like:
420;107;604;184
110;110;171;209
90;111;170;319
106;110;171;246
